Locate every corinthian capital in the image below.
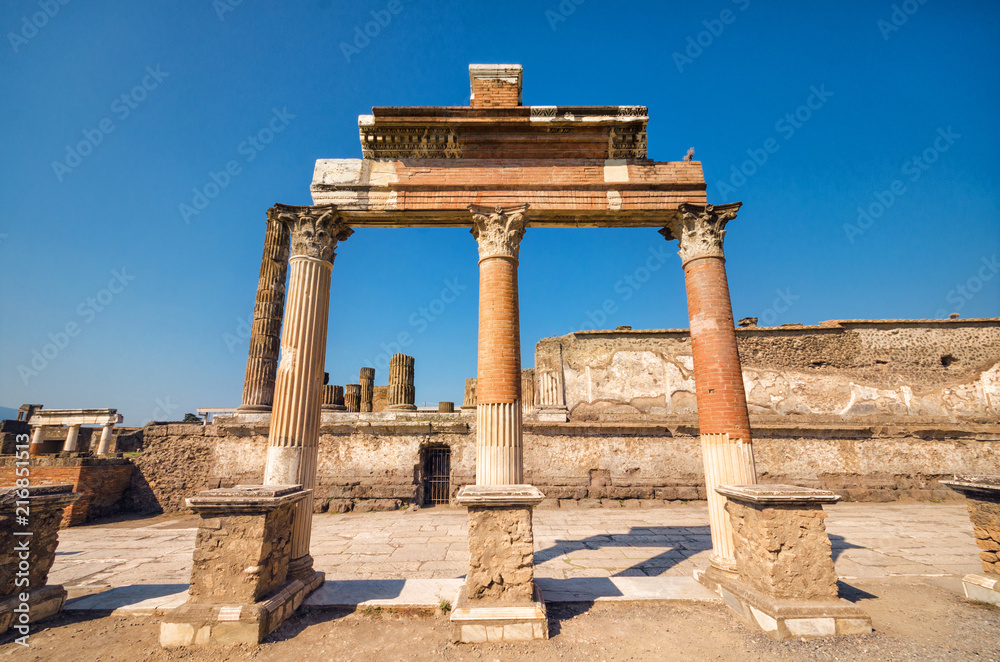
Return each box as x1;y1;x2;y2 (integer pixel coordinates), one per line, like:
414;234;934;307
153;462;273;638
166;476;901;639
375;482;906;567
268;204;353;263
469;204;530;261
659;202;742;265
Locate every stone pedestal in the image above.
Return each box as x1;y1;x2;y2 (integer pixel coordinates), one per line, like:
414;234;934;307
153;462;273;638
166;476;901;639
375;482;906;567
160;485;322;647
695;484;871;640
941;475;1000;606
359;367;375;413
387;354;416;411
322;385;346;412
344;384;361;412
462;378;477;410
0;485;81;636
450;485;548;642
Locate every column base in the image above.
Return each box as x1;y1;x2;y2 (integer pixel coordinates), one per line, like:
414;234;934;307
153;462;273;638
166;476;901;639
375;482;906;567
386;404;417;411
236;404;272;413
536;407;568;423
962;574;1000;606
0;585;68;635
160;571;324;648
695;569;871;640
449;583;548;643
287;554;316;582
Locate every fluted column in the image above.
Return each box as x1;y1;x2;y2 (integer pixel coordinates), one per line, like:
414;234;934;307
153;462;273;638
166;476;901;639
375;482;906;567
322;384;346;411
263;203;352;580
660;202;756;574
359;367;375;412
386;354;416;411
470;204;528;485
240;211;290;411
344;384;361;412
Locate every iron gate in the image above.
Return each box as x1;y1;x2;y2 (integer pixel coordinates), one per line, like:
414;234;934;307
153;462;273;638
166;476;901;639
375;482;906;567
423;446;451;505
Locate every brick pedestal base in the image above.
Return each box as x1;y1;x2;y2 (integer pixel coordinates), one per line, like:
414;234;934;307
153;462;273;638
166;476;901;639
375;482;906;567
160;485;323;647
450;485;548;642
696;484;872;640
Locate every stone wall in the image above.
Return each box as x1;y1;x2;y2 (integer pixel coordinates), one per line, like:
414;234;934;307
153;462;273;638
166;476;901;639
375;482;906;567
535;319;1000;421
126;413;999;514
0;457;134;526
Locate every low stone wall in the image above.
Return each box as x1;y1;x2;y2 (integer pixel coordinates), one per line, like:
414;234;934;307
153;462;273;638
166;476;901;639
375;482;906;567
126;414;999;514
0;457;134;526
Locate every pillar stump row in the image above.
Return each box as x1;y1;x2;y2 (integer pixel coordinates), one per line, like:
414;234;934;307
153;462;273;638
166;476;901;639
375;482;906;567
386;354;416;411
661;202;757;581
239;212;290;412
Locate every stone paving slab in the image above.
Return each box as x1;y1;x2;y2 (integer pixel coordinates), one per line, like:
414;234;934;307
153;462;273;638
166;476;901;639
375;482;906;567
52;502;982;613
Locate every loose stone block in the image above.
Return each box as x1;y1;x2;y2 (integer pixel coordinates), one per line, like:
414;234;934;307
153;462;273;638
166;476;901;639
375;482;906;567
359;367;375;413
0;485;81;635
387;354;416;411
344;384;361;413
697;484;872;641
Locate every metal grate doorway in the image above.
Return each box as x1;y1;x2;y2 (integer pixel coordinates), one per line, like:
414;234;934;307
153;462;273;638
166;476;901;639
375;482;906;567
423;446;451;505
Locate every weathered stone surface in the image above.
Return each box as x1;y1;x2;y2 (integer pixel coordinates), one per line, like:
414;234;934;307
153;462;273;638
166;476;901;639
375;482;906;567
725;499;839;600
387;354;416;410
943;476;1000;576
466;505;535;603
359;367;375;413
344;385;361;413
0;485;80;595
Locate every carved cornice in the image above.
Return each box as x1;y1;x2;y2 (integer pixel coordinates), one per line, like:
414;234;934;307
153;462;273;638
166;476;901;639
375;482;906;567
608;125;647;159
469;204;530;261
268;204;353;263
360;125;463;159
659;202;742;265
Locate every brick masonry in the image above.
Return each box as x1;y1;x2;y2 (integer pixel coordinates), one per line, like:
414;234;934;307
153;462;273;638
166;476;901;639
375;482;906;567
0;457;133;526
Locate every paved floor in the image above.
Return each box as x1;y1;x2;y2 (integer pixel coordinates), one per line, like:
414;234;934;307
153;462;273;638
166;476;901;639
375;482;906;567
52;502;981;612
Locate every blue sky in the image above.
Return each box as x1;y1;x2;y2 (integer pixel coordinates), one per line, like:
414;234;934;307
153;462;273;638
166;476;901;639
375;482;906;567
2;0;998;425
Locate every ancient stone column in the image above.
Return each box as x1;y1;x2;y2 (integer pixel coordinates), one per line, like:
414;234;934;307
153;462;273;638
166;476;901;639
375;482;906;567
29;426;45;455
461;378;477;410
322;384;346;411
386;354;416;411
660;202;756;577
358;367;375;412
263;203;352;581
63;425;80;453
239;211;290;412
344;384;361;412
96;424;114;454
470;204;528;485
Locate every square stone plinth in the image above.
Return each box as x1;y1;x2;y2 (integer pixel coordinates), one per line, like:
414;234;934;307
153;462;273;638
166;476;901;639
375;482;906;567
161;485;323;647
449;584;548;643
709;484;871;640
941;476;1000;577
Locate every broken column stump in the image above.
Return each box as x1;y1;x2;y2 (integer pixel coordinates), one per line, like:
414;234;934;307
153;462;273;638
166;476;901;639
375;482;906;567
160;485;322;647
702;484;872;640
386;354;416;411
343;384;361;413
941;475;1000;606
0;485;81;637
359;367;375;413
450;485;548;642
321;385;346;412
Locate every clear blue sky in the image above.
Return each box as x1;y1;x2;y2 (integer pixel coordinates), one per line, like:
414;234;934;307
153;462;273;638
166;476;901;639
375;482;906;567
2;0;998;425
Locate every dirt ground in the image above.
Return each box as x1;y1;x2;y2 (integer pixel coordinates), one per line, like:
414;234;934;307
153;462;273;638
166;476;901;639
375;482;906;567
2;579;998;662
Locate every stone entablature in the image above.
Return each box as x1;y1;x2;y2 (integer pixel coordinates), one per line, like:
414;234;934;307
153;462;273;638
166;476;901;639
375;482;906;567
536;318;1000;420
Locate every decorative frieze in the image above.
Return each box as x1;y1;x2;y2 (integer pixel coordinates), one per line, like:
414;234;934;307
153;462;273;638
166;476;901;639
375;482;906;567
469;204;530;262
608;125;648;159
360;125;463;159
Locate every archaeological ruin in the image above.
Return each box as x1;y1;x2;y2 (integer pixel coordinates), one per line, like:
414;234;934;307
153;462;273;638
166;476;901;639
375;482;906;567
3;63;999;644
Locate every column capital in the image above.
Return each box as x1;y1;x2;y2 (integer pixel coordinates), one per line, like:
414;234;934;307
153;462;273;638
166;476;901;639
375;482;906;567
268;203;353;263
469;204;529;261
659;202;742;266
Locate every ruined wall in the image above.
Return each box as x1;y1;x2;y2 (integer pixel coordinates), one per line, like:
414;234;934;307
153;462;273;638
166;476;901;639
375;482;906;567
535;319;1000;421
127;414;999;513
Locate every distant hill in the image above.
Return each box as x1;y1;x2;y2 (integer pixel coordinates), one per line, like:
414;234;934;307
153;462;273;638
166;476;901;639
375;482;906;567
0;406;18;421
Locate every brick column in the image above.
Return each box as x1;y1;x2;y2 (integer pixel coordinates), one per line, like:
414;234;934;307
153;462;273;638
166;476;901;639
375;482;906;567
660;202;756;574
470;204;528;485
239;211;290;411
263;204;352;581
